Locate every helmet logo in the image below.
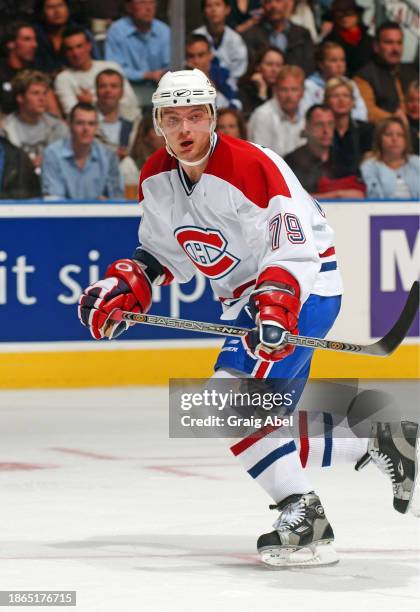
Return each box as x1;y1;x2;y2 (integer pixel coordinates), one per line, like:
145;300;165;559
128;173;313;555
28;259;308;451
173;89;192;97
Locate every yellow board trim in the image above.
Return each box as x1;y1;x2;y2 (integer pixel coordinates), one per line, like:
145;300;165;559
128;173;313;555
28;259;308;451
0;345;418;388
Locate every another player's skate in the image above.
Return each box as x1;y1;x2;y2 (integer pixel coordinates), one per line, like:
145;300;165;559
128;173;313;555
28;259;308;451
355;421;420;516
257;492;338;568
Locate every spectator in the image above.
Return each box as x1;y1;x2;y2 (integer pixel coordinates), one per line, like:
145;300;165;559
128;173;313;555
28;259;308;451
194;0;248;80
42;101;123;199
406;80;419;156
185;34;241;109
129;113;164;170
285;104;366;198
0;134;41;198
95;68;140;193
243;0;315;77
216;107;247;138
54;26;139;119
248;64;306;157
304;41;367;121
34;0;98;75
323;0;373;77
0;22;43;115
324;76;373;175
361;117;420;200
226;1;264;34
105;0;170;106
238;45;284;119
354;22;418;125
2;70;68;173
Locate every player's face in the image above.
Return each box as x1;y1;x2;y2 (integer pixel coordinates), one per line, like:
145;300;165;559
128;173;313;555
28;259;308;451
258;50;284;86
326;85;353;115
128;0;156;24
380;122;407;158
71;109;98;145
217;112;241;138
161;105;212;162
43;0;69;26
307;109;335;148
276;76;304;115
64;34;92;68
14;27;38;62
96;74;124;109
204;0;230;26
406;89;420;120
21;83;49;115
262;0;288;22
321;48;346;78
185;42;212;75
375;29;403;66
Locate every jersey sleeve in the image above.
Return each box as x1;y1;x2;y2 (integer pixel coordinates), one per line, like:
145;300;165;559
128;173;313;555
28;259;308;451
137;156;196;284
236;150;321;304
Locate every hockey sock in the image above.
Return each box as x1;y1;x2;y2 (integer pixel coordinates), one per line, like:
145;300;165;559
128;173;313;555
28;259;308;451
295;410;368;468
213;369;313;503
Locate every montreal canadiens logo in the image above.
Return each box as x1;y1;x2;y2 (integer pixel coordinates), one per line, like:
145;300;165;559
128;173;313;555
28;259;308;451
175;226;240;279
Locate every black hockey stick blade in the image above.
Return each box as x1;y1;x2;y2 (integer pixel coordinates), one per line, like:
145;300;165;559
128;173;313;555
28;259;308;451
366;280;419;356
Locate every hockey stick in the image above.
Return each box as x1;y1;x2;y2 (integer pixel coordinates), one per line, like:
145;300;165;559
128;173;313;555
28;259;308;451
106;281;419;357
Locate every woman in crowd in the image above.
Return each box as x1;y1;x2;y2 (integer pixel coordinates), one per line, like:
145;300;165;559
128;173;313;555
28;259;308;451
129;113;165;170
361;117;420;199
238;46;284;119
216;107;247;139
324;0;373;77
324;76;373;175
304;41;367;120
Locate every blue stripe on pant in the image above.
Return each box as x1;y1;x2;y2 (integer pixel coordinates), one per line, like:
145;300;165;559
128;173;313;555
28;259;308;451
247;441;297;479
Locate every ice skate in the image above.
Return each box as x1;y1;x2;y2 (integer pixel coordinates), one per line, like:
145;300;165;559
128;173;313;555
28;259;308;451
355;421;420;516
257;492;338;568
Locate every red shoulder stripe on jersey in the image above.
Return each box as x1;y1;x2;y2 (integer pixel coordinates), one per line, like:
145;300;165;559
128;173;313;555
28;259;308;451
138;147;176;203
320;247;335;258
205;133;291;208
256;266;301;299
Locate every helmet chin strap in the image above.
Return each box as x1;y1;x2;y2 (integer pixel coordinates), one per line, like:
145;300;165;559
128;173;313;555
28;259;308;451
163;129;216;167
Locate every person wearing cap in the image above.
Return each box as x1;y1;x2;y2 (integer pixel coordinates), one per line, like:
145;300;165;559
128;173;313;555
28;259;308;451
323;0;373;77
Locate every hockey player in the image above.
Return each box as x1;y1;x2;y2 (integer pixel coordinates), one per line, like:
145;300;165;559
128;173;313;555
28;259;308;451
78;69;419;567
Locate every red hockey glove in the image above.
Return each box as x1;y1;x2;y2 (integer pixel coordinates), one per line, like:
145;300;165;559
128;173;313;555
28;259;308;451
78;259;152;339
243;283;301;362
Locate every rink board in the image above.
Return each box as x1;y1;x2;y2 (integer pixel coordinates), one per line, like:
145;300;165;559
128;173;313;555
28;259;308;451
0;200;418;387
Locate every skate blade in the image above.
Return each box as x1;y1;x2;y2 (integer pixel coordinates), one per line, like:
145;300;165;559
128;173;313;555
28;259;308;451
408;435;420;517
259;542;339;569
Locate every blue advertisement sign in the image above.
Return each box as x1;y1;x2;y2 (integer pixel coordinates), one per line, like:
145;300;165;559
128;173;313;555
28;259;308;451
0;214;222;343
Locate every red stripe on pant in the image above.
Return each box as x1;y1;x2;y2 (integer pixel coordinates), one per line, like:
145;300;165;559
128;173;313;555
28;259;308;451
230;423;281;457
299;410;309;467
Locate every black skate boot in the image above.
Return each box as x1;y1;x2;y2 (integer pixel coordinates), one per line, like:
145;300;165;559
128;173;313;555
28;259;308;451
257;492;338;568
355;421;419;515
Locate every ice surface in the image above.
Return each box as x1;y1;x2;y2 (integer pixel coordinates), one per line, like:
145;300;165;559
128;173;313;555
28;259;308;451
0;387;419;612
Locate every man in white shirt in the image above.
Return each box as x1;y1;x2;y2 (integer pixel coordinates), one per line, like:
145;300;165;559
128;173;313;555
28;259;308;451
248;64;307;157
54;26;140;120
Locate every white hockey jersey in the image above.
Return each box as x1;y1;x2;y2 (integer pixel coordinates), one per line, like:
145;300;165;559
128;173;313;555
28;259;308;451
138;133;343;318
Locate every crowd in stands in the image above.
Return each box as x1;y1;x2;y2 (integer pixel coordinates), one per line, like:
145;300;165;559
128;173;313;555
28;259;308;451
0;0;418;201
